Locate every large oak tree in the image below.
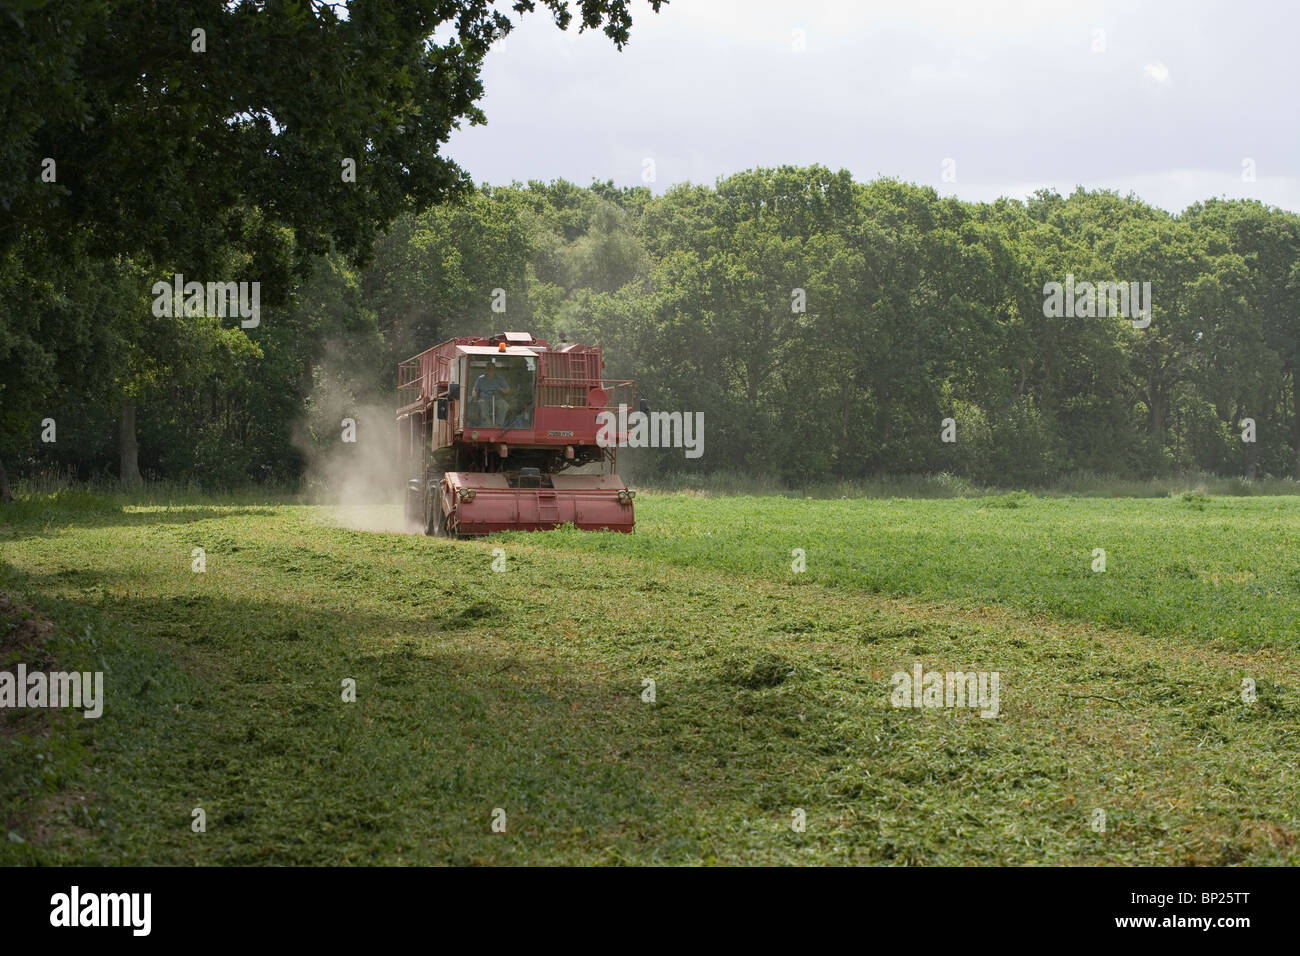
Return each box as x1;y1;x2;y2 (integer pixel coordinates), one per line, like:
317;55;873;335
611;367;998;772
0;0;661;495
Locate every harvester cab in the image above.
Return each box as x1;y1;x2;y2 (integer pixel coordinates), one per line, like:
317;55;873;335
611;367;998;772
396;331;637;536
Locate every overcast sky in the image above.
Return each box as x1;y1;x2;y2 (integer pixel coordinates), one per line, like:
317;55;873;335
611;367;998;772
443;0;1300;213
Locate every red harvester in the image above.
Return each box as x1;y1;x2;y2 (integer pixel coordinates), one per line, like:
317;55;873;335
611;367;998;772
397;330;639;536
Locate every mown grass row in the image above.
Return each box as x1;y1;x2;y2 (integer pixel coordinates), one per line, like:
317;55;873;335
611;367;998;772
2;493;1298;864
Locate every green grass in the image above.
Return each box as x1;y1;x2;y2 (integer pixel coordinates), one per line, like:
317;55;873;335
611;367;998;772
502;493;1300;651
2;491;1299;865
638;468;1300;499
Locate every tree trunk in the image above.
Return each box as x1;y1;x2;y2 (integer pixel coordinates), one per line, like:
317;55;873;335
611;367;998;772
1146;385;1166;439
1293;376;1300;479
120;397;143;488
0;458;12;502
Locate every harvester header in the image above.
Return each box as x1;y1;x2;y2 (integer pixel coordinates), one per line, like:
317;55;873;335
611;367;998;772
397;331;638;535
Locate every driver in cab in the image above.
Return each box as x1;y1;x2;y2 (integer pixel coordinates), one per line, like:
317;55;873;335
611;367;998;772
472;360;511;426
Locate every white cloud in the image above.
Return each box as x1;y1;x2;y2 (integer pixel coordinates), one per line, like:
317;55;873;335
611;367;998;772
446;0;1300;214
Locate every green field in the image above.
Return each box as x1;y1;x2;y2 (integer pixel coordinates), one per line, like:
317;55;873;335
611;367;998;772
3;491;1299;865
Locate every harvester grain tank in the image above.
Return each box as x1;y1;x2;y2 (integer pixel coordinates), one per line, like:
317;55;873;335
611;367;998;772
396;331;639;535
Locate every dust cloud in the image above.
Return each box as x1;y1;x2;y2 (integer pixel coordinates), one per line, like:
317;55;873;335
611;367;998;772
297;394;416;535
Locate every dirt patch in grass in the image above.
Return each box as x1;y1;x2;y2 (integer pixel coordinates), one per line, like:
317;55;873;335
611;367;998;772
0;592;54;659
0;592;58;740
15;790;97;847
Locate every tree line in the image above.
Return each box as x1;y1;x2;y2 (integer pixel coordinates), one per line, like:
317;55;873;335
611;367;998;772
6;166;1299;492
4;5;1298;495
